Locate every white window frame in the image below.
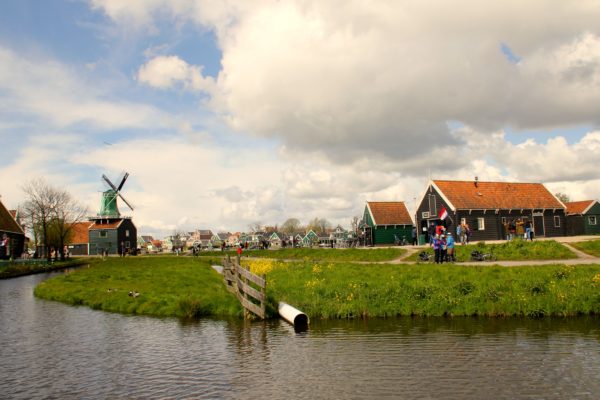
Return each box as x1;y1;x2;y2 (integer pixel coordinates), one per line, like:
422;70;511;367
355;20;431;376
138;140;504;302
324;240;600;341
554;216;561;228
589;216;597;226
477;217;485;231
460;217;466;225
126;230;130;237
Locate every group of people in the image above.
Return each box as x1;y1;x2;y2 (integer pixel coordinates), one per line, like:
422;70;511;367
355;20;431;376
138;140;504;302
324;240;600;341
503;219;534;241
431;230;455;263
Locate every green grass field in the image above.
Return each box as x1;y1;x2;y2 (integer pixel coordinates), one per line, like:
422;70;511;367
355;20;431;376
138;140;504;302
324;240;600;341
34;257;242;318
257;260;600;318
408;239;576;262
570;239;600;257
34;251;600;320
199;247;406;262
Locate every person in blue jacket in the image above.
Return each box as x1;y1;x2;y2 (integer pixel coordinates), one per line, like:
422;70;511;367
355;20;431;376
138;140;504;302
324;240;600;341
446;232;455;262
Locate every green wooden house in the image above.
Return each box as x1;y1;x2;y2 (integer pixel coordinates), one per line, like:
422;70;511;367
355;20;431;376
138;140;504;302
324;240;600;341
302;230;319;247
361;201;414;246
566;200;600;236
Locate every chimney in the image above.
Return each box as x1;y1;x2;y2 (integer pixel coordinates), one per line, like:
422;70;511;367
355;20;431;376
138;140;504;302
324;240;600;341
474;176;479;187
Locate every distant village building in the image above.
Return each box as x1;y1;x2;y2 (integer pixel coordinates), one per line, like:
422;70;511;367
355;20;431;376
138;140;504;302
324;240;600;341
0;200;25;259
565;200;600;236
416;179;566;241
361;201;414;246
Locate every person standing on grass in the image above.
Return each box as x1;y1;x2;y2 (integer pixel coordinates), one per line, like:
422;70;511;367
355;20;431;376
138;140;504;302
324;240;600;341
433;234;442;263
446;232;455;262
411;226;417;245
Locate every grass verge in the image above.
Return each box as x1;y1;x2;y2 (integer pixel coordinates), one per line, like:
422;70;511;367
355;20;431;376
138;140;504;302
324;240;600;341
570;239;600;257
1;258;90;279
34;257;242;319
407;239;576;262
242;259;600;319
200;247;406;262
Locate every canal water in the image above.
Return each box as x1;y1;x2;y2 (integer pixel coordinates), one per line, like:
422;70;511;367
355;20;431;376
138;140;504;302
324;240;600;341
1;271;600;399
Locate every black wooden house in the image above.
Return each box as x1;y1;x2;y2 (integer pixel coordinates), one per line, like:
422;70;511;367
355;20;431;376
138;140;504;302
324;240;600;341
415;179;567;242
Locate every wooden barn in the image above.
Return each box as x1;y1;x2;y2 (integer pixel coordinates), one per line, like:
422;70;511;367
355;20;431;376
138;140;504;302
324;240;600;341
415;179;567;242
361;201;414;246
0;200;25;259
565;200;600;236
66;222;91;256
89;219;137;255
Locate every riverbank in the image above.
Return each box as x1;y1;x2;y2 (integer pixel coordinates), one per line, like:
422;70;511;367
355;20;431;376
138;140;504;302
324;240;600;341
247;259;600;318
34;253;600;320
0;258;92;279
34;256;242;318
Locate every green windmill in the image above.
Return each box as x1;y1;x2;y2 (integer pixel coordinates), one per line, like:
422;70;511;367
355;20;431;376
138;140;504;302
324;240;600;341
98;172;134;217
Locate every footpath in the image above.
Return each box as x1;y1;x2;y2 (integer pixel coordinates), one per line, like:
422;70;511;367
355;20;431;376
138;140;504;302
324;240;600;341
392;236;600;267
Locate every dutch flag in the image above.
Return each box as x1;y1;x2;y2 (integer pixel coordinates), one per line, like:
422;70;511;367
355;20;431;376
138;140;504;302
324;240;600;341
439;206;448;220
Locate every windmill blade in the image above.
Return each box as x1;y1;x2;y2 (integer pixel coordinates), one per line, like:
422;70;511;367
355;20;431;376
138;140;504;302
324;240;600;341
117;172;129;191
118;193;134;211
102;174;118;191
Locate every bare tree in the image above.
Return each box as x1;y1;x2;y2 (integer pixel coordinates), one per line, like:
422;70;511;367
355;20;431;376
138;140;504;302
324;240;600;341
281;218;302;235
22;179;87;261
555;192;571;203
306;217;331;235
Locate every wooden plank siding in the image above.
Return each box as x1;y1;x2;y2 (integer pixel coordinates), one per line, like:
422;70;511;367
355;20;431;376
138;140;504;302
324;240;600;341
416;183;567;241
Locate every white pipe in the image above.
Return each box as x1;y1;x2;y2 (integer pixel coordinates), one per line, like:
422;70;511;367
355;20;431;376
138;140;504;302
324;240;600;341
278;302;309;330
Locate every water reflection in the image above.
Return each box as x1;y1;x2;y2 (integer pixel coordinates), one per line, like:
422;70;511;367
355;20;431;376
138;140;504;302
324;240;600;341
1;272;599;399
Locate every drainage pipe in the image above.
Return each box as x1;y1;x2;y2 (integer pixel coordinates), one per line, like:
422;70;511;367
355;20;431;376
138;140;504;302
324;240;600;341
278;302;309;331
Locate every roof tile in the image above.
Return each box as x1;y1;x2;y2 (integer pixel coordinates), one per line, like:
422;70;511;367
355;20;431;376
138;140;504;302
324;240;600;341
433;180;563;210
367;202;413;225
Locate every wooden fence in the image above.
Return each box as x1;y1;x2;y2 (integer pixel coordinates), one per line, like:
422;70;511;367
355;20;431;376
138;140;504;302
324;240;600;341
222;255;266;319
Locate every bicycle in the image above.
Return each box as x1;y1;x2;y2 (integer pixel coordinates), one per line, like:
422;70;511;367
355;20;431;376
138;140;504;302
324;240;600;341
418;251;434;262
470;249;497;262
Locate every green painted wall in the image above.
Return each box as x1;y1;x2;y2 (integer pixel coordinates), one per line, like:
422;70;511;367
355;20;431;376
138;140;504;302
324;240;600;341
373;225;413;245
584;202;600;235
89;229;118;255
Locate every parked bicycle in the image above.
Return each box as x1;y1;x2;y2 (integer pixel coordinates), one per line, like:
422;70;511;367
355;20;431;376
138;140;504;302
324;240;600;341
470;249;497;262
418;251;434;262
394;235;408;246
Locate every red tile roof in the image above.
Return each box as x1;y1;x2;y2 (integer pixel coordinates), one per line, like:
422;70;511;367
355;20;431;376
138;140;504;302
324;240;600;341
565;200;595;215
68;222;92;244
367;201;413;225
433;180;564;210
0;200;24;235
89;220;124;230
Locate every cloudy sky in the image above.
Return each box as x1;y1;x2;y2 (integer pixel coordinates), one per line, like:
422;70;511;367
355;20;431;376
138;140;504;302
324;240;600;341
1;0;600;237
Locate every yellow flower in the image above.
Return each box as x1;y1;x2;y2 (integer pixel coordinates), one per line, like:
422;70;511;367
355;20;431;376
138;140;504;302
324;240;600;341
593;273;600;284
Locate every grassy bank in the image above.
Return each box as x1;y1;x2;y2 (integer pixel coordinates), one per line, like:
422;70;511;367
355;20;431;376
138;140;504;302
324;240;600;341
34;257;241;318
200;247;406;262
570;239;600;257
0;258;91;279
243;259;600;318
408;239;576;262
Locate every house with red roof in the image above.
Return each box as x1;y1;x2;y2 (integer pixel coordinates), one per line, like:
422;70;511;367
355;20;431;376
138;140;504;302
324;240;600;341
361;201;414;246
0;200;25;259
416;179;567;242
565;200;600;236
66;222;91;255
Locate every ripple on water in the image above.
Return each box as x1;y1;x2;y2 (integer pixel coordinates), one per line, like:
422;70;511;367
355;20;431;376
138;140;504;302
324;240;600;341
1;274;600;399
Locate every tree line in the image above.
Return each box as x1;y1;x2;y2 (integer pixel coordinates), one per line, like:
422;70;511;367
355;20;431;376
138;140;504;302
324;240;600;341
20;179;87;261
